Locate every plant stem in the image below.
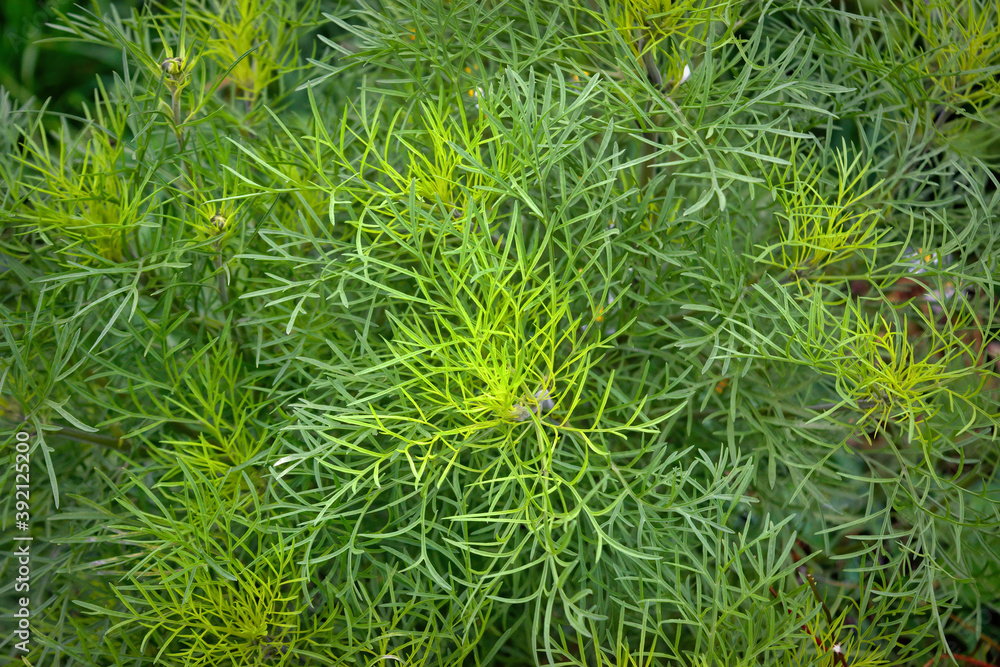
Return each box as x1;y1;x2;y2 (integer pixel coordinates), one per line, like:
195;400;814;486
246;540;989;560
170;86;194;195
215;243;229;308
805;399;879;412
922;655;996;667
171;88;185;154
55;425;128;450
934;106;953;130
949;614;1000;655
636;30;662;192
801;569;834;626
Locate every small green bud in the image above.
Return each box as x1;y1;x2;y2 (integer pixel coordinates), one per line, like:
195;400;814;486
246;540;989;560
161;57;184;80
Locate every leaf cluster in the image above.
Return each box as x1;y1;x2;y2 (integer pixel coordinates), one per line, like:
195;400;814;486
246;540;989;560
1;1;999;666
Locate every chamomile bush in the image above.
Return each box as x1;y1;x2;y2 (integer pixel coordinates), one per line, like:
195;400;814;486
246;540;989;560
1;1;999;666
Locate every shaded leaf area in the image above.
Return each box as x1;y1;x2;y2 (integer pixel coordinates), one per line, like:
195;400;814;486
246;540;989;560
1;1;999;666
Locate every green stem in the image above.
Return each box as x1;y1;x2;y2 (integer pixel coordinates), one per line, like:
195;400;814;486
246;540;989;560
171;88;185;153
215;243;229;308
170;86;195;195
636;31;662;192
55;425;128;450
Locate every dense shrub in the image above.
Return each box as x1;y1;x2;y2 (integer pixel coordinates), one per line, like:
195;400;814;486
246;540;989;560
1;1;999;665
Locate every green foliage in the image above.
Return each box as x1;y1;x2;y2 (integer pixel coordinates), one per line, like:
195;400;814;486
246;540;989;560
0;0;137;116
1;1;999;666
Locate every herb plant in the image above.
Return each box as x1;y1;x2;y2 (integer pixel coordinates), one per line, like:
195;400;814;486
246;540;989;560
1;1;999;666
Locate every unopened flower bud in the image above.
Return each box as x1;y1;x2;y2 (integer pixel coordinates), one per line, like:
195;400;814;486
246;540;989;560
161;57;184;80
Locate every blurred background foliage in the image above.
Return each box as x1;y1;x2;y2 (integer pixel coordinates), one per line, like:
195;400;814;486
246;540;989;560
0;0;140;116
